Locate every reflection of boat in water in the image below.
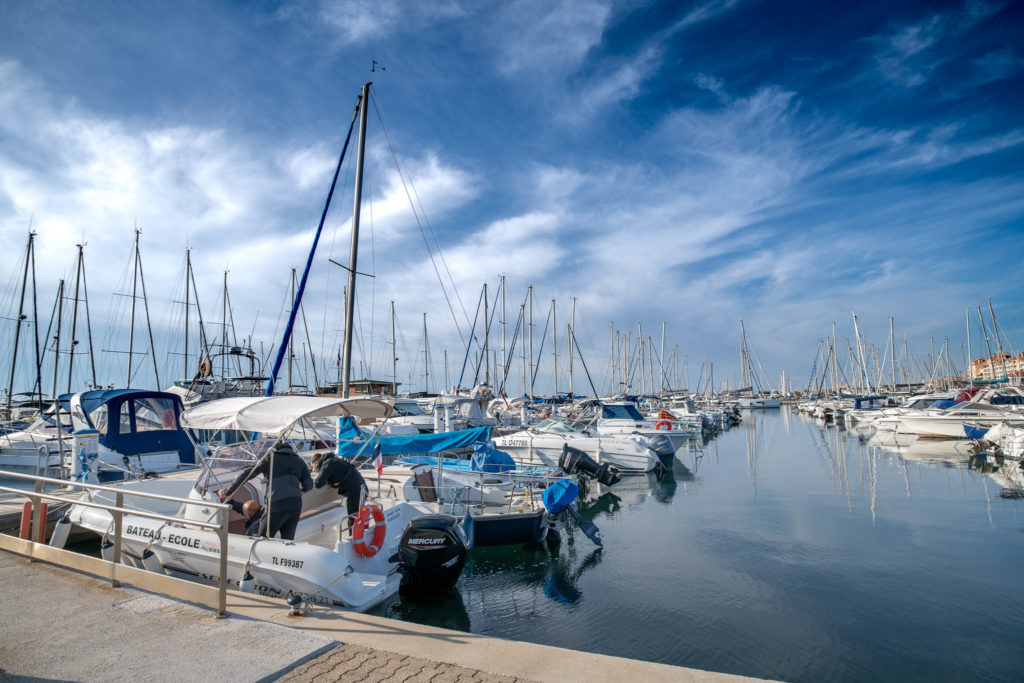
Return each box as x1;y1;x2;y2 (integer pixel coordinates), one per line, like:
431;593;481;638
379;588;472;633
869;431;977;467
969;453;1024;499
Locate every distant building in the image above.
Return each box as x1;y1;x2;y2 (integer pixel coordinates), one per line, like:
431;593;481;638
970;352;1024;380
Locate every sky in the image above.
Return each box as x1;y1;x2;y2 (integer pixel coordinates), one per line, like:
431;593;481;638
1;0;1023;398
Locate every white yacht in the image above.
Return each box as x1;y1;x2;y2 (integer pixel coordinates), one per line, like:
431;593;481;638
494;417;660;472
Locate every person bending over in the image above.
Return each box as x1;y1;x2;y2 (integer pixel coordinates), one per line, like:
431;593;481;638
220;442;312;540
311;452;368;535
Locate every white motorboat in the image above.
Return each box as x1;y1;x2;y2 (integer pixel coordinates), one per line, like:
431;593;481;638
0;389;196;480
590;402;689;453
895;401;1024;439
494;417;660;472
55;395;471;611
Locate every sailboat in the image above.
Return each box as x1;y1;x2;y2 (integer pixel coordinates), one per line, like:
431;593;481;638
736;321;780;409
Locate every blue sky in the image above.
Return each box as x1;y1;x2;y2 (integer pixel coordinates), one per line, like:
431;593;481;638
1;0;1022;396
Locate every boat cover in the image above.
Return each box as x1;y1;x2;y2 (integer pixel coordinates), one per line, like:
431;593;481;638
336;417;491;458
180;396;392;434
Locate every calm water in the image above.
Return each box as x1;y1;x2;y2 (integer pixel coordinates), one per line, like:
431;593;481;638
373;407;1024;682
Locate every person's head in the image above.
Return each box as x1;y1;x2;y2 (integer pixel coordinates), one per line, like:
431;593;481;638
242;500;260;519
274;441;298;457
310;452;333;471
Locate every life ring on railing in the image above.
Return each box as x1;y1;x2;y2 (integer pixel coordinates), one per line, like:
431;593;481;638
352;503;387;558
654;420;672;431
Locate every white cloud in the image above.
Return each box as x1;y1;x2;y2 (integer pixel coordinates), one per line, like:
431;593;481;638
493;0;613;77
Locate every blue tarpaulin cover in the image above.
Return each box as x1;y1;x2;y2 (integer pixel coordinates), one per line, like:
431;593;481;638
471;441;516;473
336;417;491;458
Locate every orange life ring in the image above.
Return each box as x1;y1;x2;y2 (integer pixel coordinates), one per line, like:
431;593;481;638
352;503;386;558
654;420;672;431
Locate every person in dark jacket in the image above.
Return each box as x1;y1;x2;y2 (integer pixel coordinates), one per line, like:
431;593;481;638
311;452;368;535
227;499;263;537
219;442;312;540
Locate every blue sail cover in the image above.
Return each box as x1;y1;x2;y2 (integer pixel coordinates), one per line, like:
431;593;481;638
336;417;492;458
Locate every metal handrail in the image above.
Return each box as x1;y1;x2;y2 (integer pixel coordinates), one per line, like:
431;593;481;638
0;468;231;617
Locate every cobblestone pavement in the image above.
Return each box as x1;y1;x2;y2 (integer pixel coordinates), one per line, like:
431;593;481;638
278;643;530;683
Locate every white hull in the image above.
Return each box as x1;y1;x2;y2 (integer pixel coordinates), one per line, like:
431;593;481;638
737;397;781;409
493;432;659;472
67;484;434;612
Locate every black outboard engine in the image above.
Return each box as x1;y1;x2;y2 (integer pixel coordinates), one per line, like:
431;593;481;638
396;514;470;598
559;444;622;487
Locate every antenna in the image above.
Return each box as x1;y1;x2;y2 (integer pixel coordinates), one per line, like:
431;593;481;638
371;60;386;73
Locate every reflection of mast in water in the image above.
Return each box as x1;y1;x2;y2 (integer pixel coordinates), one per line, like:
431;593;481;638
835;422;851;511
781;402;792;435
745;411;759;496
868;444;878;524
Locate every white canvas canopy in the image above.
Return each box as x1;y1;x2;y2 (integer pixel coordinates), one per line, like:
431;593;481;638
180;396;392;435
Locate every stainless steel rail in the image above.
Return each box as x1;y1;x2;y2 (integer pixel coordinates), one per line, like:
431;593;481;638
0;469;232;617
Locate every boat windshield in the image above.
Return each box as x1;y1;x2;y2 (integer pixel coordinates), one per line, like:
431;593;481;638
534;418;579;435
601;404;644;421
394;401;427;417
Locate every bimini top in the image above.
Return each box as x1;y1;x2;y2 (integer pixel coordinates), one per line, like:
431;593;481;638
180;395;393;434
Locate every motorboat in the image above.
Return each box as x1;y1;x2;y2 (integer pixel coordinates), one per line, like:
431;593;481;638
589;401;689;454
0;389;196;481
494;417;661;472
54;395;471;611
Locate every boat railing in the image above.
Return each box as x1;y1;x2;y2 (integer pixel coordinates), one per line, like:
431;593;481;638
0;469;231;618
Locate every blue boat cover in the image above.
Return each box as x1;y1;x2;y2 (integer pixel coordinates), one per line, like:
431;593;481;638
542;477;579;514
990;395;1024;406
963;425;989;440
336;417;492;458
471;441;516;473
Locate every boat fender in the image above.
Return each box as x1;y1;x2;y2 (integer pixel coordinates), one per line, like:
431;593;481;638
352;503;387;558
49;514;72;549
100;539;115;562
654;420;672;431
140;549;163;573
240;567;255;594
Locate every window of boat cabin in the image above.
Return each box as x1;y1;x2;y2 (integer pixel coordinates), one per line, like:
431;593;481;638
90;404;109;435
601;404;644;420
134;397;178;432
119;401;132;434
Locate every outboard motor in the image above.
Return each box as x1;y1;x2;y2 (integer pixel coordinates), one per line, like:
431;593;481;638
542;478;603;547
559;444;622;487
644;434;675;460
396;514;469;598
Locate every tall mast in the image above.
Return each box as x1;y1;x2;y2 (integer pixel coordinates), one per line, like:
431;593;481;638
551;298;557;394
423;313;430;393
222;271;229;380
65;244;84;393
890;316;896;392
483;283;490;386
638;322;644;394
660;322;666;393
184;249;191;381
977;307;995;381
966;307;973;387
52;280;65;401
527;286;534;397
569;297;576;397
341;82;371;398
391;300;397;395
6;231;34;416
500;275;506;390
136;233;160;389
128;230;139;388
288;269;295;391
988;299;1009;380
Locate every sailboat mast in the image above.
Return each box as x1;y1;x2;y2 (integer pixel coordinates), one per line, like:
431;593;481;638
500;275;506;389
137;235;161;389
288;269;295;391
184;250;191;381
65;244;84;393
551;298;557;394
966;307;973;387
483;283;490;386
128;230;139;388
341;82;371;399
6;231;34;416
568;297;575;396
988;299;1009;380
391;300;397;395
528;285;534;397
423;313;429;393
890;317;896;392
52;280;65;401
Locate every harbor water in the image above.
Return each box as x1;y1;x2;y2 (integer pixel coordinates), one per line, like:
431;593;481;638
375;407;1024;682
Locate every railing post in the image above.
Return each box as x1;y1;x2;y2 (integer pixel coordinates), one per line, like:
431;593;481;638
112;492;123;587
217;506;228;618
29;478;44;562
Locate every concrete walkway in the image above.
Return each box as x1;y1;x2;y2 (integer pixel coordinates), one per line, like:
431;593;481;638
0;549;757;682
